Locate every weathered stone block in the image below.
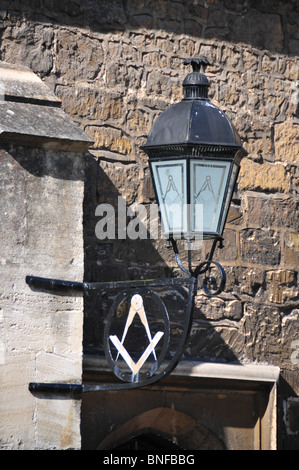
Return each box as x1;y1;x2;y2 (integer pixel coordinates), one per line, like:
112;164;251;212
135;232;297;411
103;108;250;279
226;266;265;297
55;28;104;81
261;54;277;73
240;228;280;266
283;59;299;80
245;131;273;161
83;0;127;29
0;147;86;449
1;23;54;75
245;193;299;230
266;269;298;304
131;13;154;29
57;85;124;122
243;303;282;362
143;51;169;69
283;232;299;269
106;62;143;89
36;397;82;450
178;38;196;56
188;321;245;363
239;159;290;193
140;167;156;202
216;229;238;262
0;352;35;449
127;108;152;136
101;92;124;121
194;294;243;321
242;49;259;71
274;121;299;164
229;9;284;52
56;85;100;119
86;125;132;155
146;71;182;101
97;160;141;205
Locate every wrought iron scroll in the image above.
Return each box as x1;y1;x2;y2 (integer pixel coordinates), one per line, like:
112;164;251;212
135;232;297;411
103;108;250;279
169;237;226;296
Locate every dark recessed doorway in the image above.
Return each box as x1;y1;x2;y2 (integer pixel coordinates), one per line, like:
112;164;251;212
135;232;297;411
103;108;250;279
113;432;183;450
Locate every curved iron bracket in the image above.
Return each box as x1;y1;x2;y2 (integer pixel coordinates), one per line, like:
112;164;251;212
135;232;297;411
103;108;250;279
27;237;225;394
27;275;197;393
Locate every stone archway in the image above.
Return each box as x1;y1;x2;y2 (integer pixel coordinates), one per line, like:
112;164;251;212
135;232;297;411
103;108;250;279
97;407;225;450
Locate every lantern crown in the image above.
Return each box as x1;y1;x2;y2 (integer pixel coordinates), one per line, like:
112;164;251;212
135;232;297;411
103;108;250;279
141;58;247;160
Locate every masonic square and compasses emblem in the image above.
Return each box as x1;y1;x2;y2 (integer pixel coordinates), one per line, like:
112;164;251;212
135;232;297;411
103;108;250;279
104;289;170;383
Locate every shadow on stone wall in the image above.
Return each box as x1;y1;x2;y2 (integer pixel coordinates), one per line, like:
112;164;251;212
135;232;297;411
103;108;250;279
4;144;86;181
82;153;241;364
2;103;241;365
0;0;298;56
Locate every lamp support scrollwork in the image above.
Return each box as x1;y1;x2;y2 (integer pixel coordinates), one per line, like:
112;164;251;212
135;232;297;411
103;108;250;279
169;236;226;297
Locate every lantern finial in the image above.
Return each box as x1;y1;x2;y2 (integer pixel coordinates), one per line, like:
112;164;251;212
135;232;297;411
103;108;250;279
182;57;211;99
183;57;210;73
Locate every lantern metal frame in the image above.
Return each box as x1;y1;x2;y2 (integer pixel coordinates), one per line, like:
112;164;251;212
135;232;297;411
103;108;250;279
141;58;247;246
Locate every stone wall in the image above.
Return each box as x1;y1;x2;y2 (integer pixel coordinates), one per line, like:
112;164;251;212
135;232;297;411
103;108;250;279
0;0;298;449
0;147;86;449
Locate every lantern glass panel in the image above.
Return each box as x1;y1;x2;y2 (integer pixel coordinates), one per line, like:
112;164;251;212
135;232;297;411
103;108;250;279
150;160;187;236
190;159;231;237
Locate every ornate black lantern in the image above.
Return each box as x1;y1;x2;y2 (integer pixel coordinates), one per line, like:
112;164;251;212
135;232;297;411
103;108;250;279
141;58;247;243
27;58;248;394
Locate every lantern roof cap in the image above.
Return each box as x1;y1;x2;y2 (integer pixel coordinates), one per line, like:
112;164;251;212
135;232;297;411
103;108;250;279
142;99;242;150
142;58;246;155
